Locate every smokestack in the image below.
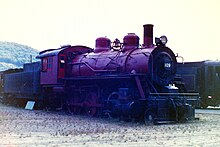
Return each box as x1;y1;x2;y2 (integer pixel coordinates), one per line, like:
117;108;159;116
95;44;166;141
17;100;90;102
143;24;154;47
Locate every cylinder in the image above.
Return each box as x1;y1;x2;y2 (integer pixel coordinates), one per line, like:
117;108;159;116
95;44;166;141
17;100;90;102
143;24;154;47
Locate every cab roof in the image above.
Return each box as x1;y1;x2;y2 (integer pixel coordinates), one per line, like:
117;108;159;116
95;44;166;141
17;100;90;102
36;45;92;59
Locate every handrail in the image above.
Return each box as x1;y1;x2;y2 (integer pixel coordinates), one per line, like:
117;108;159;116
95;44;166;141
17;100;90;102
70;62;117;73
150;93;199;96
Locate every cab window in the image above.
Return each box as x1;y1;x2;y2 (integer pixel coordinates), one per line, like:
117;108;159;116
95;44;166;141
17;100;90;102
42;58;48;71
42;57;53;71
59;56;65;68
48;57;53;71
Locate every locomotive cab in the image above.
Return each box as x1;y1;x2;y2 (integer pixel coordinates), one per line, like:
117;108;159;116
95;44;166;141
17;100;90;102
36;45;92;85
37;47;65;84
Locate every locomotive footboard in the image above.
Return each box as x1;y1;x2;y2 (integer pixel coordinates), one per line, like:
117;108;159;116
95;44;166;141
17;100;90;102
145;93;200;124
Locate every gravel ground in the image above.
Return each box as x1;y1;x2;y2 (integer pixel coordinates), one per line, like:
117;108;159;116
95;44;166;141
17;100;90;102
0;103;220;147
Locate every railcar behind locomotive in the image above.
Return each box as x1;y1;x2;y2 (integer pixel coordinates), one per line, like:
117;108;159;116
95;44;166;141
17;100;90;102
0;63;40;106
1;24;199;124
176;60;220;108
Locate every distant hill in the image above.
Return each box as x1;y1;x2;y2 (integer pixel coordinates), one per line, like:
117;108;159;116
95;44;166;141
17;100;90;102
0;41;39;71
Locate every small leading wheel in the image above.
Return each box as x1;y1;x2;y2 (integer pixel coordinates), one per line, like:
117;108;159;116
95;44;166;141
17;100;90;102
144;109;156;125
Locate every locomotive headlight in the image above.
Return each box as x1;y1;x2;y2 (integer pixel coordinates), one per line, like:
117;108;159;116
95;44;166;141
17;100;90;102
160;35;168;44
155;35;168;45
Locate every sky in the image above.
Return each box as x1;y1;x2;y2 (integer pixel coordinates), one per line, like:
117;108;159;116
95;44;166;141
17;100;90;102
0;0;220;61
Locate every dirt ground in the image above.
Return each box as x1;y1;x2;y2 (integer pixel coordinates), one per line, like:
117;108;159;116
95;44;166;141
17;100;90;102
0;103;220;147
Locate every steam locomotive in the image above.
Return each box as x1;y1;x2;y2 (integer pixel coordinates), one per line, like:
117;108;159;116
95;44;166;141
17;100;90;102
0;24;199;124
